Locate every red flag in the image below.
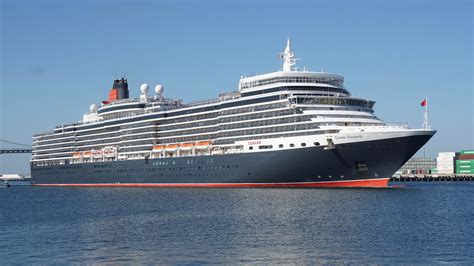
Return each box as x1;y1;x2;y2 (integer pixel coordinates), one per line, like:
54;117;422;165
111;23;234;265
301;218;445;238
421;99;427;107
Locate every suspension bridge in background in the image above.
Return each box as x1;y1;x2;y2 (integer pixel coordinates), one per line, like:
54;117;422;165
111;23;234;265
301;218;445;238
0;139;32;154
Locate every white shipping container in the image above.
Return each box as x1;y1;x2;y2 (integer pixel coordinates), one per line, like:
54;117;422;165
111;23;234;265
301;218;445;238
437;157;454;161
438;170;454;174
437;161;454;165
438;155;455;158
436;163;454;167
436;161;454;165
438;167;454;170
438;152;456;157
437;165;454;169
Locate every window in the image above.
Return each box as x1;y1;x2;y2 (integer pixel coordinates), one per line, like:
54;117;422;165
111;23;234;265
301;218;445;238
301;143;306;147
290;143;295;147
314;142;320;146
249;146;253;150
259;145;273;149
279;144;284;148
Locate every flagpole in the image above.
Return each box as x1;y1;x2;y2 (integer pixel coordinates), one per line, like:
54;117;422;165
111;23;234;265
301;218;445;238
425;96;428;129
423;97;428;159
422;97;429;130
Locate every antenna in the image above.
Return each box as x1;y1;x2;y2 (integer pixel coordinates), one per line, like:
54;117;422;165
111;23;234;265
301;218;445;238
279;37;300;72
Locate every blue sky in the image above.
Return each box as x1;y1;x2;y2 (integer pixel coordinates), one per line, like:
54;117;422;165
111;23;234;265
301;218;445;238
1;0;472;174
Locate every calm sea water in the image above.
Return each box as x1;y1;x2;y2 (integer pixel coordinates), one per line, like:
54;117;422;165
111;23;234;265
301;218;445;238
1;182;473;264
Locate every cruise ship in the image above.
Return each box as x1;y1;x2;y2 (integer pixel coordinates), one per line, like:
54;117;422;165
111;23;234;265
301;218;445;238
31;38;436;187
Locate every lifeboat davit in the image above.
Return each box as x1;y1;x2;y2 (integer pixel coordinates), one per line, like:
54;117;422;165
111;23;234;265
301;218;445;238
92;149;103;159
103;147;116;157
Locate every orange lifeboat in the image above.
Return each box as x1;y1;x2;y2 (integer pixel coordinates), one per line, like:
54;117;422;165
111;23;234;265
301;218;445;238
180;142;195;151
152;145;166;152
82;151;92;158
165;143;180;152
195;140;212;149
72;152;82;158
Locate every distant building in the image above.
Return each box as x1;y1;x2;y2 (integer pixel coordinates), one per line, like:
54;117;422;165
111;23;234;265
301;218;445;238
395;157;436;176
395;150;474;177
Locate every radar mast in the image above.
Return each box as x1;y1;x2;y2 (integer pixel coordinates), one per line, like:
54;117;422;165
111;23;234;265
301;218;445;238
282;37;297;72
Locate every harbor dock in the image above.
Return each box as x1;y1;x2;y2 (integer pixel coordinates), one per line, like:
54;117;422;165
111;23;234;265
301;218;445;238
391;174;474;182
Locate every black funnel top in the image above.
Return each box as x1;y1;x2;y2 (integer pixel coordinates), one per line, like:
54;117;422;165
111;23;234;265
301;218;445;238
113;78;129;100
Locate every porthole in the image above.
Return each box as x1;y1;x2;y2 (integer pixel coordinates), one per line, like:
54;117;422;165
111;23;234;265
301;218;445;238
249;146;253;150
301;143;306;147
290;143;295;147
279;144;284;148
314;142;320;146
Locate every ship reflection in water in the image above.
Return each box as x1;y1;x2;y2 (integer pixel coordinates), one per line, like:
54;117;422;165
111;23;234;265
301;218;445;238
1;184;473;263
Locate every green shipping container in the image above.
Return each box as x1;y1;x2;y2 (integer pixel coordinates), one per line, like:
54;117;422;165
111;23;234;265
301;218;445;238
460;150;474;155
456;169;473;174
457;166;474;170
458;170;474;174
456;160;474;164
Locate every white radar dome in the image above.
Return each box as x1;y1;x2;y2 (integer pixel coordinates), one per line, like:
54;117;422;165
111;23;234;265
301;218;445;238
155;84;164;95
140;83;149;94
89;104;97;113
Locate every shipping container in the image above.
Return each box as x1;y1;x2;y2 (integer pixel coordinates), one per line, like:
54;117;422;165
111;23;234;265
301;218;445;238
438;162;454;165
437;166;454;170
456;169;473;174
438;152;456;157
460;150;474;155
457;154;474;160
456;160;474;164
458;170;474;174
456;164;474;168
457;165;473;168
437;157;454;161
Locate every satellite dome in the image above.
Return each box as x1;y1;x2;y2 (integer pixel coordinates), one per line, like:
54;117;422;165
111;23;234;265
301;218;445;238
89;104;97;113
140;84;149;94
155;84;164;95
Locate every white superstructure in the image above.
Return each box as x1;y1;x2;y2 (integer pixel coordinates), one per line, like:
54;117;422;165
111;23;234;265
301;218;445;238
31;38;430;167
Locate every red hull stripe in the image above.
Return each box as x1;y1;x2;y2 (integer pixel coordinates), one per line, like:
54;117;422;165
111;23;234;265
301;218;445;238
33;178;389;188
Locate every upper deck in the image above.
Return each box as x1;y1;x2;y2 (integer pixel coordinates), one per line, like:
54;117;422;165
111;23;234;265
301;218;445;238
239;71;344;91
33;38;367;139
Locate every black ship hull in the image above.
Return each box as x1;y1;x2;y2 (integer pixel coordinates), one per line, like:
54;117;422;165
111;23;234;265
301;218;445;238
31;134;433;188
